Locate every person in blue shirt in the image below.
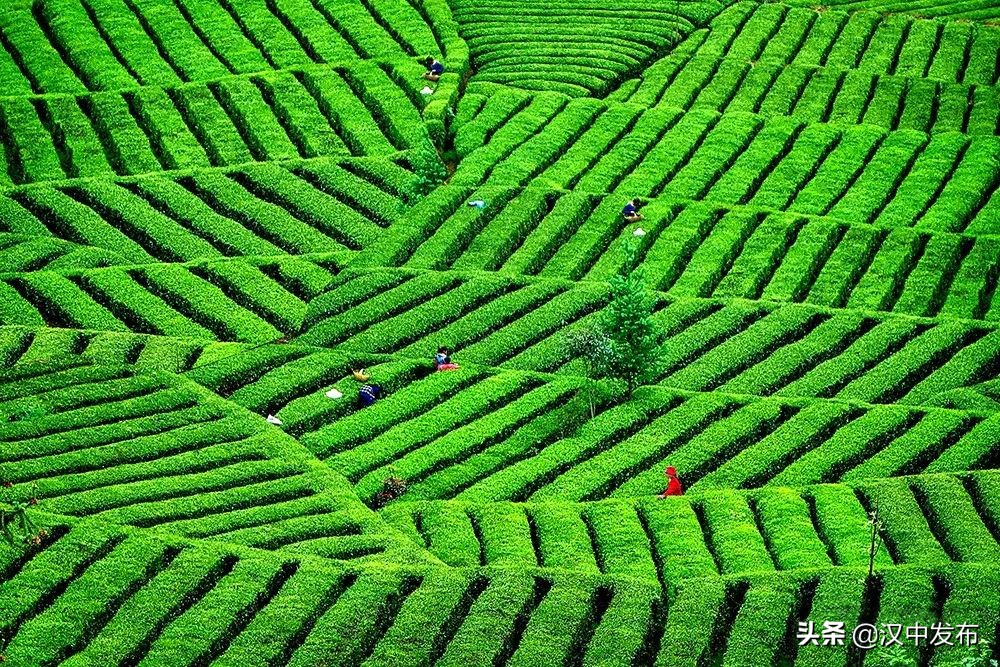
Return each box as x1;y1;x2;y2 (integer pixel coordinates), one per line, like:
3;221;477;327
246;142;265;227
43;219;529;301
358;383;382;408
423;57;444;82
622;198;644;222
435;346;459;371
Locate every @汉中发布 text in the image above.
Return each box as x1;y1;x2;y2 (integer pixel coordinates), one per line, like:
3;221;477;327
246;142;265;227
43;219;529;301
797;622;980;649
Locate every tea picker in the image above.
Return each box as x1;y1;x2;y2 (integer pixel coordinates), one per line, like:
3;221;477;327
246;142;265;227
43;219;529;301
422;57;444;82
657;466;683;498
435;346;460;371
353;366;382;407
358;383;383;408
622;198;644;222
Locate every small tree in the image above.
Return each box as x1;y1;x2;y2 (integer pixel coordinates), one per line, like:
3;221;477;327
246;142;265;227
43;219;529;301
411;141;447;196
602;236;661;393
1;482;44;548
564;327;616;417
867;504;884;580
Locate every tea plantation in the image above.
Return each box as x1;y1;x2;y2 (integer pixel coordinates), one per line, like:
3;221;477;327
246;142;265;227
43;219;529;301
1;0;1000;664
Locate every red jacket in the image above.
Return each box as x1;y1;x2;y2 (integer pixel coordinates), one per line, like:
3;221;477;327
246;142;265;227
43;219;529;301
662;475;683;496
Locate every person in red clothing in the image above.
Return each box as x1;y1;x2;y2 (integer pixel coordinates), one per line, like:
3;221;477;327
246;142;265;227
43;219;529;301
658;466;683;498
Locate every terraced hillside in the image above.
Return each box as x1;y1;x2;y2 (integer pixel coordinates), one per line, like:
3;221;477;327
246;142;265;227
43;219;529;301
2;0;1000;664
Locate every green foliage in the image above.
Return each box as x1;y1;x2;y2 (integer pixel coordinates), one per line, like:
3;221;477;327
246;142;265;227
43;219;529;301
937;646;999;667
872;643;916;667
411;141;449;196
0;483;42;547
601;237;662;393
564;326;617;417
